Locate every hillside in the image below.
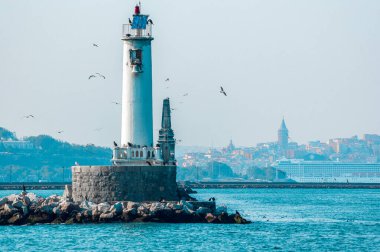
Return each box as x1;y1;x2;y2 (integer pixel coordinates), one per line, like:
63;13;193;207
0;127;112;182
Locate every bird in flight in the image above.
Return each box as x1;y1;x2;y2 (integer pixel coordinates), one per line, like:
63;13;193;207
112;101;120;105
96;73;106;79
92;43;99;47
147;19;154;25
89;73;106;80
183;93;189;97
57;131;64;134
220;86;227;96
165;78;170;82
113;141;118;148
24;115;35;119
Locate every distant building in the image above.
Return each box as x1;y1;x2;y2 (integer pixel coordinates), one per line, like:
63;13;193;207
273;159;380;183
278;118;289;150
329;139;348;154
1;140;34;150
307;141;327;154
276;118;291;158
363;134;380;144
226;140;235;152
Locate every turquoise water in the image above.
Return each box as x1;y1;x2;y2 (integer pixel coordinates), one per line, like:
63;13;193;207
1;189;379;251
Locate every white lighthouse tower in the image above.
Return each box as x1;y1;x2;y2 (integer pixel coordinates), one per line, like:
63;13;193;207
121;4;154;148
112;4;169;165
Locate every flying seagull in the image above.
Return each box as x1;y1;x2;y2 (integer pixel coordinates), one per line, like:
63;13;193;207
183;93;189;97
24;114;35;119
92;43;99;47
112;101;120;105
88;75;96;80
95;73;106;79
113;141;118;148
220;86;227;96
57;131;64;134
148;19;154;25
165;78;170;82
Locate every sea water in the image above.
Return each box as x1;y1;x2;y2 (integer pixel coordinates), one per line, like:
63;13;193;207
0;189;379;251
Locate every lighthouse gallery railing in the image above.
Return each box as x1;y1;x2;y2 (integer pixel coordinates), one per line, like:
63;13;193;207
122;24;153;38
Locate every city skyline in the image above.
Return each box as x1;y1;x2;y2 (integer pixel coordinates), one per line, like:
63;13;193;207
1;0;379;148
2;120;379;150
0;116;379;150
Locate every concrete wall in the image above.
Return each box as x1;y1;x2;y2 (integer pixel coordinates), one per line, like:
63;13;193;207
72;165;177;203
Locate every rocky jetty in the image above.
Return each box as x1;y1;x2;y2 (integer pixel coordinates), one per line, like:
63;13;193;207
0;193;250;225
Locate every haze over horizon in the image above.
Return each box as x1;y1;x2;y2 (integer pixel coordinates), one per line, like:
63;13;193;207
1;0;379;148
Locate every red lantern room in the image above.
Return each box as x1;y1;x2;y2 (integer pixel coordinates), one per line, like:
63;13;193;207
135;5;140;15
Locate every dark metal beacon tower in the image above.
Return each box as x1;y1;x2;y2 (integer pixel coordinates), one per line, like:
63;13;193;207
158;98;176;165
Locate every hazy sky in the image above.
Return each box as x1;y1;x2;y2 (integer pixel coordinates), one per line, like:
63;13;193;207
0;0;379;148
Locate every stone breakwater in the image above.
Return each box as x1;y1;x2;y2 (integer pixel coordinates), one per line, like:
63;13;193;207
0;193;251;225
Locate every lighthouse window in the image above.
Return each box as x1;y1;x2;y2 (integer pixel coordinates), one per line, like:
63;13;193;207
140;151;143;157
130;49;142;65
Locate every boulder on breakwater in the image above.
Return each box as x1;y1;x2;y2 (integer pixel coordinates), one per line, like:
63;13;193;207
0;193;251;225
